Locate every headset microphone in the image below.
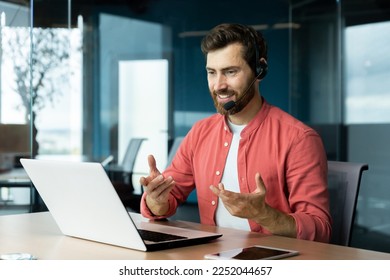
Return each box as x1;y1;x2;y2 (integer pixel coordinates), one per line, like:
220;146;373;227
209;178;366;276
223;100;236;111
222;79;255;111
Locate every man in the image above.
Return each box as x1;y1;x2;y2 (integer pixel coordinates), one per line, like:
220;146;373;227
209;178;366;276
140;23;331;242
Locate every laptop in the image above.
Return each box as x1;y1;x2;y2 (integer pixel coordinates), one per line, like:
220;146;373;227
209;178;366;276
20;158;222;251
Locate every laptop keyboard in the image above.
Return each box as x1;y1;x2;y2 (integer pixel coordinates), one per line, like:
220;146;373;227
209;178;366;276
138;229;187;242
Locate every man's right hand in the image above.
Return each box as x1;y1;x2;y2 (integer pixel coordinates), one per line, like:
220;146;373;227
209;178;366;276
139;154;175;216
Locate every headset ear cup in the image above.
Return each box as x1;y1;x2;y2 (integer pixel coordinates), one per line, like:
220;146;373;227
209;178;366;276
257;61;268;79
256;63;262;78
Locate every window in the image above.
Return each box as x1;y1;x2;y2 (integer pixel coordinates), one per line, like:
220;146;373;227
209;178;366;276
345;21;390;124
0;14;83;156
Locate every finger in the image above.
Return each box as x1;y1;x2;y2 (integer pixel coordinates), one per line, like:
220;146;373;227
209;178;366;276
147;154;160;174
158;179;175;197
139;172;159;186
139;176;147;186
217;182;225;191
140;155;161;186
145;174;165;193
254;172;266;194
147;176;174;200
209;184;221;196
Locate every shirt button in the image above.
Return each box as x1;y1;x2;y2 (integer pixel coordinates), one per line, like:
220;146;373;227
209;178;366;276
224;142;229;147
211;200;216;206
216;170;221;176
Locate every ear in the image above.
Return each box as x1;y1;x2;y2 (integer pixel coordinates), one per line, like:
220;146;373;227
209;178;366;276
257;58;268;80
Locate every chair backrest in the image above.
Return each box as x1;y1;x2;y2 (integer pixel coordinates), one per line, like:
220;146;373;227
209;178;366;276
327;160;368;246
166;136;184;168
121;138;146;172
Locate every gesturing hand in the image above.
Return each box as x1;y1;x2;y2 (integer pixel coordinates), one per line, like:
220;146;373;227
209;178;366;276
209;172;267;220
139;155;175;215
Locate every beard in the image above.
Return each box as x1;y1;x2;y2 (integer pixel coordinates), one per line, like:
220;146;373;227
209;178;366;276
212;83;256;116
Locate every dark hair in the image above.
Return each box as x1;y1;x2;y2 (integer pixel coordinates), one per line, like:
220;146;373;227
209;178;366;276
201;23;268;75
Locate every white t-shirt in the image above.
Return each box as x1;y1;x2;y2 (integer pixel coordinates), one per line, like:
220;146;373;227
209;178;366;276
215;121;251;231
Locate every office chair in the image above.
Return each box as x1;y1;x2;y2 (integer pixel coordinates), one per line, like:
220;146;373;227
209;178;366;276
327;160;369;246
107;137;146;212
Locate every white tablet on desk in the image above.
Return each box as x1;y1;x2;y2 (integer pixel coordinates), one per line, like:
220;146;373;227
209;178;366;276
204;245;299;260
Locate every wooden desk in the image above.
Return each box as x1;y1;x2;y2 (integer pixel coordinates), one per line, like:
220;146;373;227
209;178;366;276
1;212;390;260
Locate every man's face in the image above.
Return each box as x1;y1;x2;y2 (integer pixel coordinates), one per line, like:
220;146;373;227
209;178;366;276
206;43;255;115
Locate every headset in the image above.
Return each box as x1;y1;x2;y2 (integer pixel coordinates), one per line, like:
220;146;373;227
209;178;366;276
244;25;268;80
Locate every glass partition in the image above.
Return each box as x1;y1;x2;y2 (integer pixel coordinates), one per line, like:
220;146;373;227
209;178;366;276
289;0;342;124
0;0;82;212
289;0;345;162
290;0;390;253
342;0;390;253
0;1;32;213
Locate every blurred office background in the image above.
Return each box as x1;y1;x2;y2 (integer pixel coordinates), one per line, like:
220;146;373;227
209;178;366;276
0;0;389;253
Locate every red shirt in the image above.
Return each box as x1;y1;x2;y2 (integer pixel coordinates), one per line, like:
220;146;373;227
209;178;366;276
141;98;332;242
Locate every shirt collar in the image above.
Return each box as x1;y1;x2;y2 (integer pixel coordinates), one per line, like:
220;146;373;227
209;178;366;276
222;97;271;137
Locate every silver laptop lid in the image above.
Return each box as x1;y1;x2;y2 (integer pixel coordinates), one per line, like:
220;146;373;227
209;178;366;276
20;158;222;251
